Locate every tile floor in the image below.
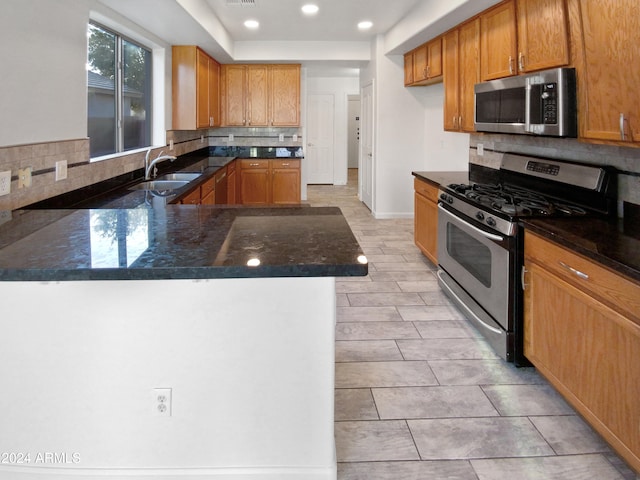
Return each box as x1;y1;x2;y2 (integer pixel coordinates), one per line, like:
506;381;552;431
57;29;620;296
307;170;638;480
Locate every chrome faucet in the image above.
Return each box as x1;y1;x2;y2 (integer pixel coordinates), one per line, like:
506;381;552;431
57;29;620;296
145;149;177;179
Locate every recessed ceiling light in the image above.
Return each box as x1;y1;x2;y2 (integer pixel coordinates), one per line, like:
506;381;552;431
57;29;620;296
358;20;373;30
244;19;259;29
301;4;319;15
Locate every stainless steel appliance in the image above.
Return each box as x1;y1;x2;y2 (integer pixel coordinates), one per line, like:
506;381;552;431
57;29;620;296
437;153;615;365
474;67;577;137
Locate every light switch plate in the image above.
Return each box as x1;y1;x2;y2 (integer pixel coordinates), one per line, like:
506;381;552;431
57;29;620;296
55;160;67;181
477;143;484;156
0;170;11;196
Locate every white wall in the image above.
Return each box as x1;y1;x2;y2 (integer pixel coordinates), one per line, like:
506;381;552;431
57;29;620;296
306;76;360;185
0;0;89;146
358;36;469;219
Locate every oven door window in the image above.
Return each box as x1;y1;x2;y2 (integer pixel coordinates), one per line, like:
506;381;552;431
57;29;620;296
446;223;492;288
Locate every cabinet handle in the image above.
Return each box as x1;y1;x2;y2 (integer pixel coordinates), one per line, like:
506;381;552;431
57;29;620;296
216;172;227;182
281;163;290;167
453;116;457;129
508;56;514;75
249;163;260;167
518;52;524;72
426;65;430;78
559;261;589;280
458;116;462;129
620;113;626;141
521;266;528;290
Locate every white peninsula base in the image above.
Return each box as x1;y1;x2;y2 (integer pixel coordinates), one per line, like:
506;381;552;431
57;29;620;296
0;277;337;480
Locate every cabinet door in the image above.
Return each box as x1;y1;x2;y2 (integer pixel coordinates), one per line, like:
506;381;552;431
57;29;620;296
573;0;640;143
404;52;414;86
427;37;442;79
516;0;569;73
414;179;438;265
459;18;480;131
480;0;517;80
209;58;221;127
443;29;460;131
412;45;428;83
270;65;300;126
239;160;270;205
271;160;300;204
223;65;247;126
196;49;210;129
247;65;269;126
227;168;237;204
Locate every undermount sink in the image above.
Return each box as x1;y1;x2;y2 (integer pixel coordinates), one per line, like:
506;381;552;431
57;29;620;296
129;180;190;192
155;172;202;182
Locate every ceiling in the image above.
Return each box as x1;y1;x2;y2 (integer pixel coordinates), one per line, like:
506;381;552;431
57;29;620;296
204;0;423;42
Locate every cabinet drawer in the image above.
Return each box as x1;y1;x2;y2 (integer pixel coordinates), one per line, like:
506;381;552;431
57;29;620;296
272;159;300;169
180;187;201;205
525;231;640;323
414;178;439;203
240;159;269;169
200;177;215;198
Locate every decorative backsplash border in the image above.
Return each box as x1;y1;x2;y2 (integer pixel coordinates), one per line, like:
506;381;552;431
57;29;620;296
469;133;640;208
0;127;303;211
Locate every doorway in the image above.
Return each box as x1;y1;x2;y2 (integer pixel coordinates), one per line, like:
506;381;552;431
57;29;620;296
360;83;374;210
347;95;360;170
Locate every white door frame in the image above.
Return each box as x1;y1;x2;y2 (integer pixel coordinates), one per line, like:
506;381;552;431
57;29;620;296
359;81;375;211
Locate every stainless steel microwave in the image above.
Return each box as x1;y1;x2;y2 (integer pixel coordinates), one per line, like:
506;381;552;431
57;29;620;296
474;67;577;137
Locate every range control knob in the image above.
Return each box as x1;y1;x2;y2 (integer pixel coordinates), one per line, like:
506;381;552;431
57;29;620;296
439;193;448;202
476;212;485;221
486;217;497;227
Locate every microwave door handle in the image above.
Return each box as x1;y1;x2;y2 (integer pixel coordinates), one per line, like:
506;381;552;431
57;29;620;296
438;204;505;242
524;77;532;133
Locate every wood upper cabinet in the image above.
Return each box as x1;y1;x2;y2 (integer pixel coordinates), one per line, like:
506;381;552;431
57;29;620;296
405;37;443;86
413;178;439;265
222;64;300;127
172;46;221;130
238;159;300;205
270;65;301;126
404;54;414;86
569;0;640;145
480;0;518;80
444;18;480;132
516;0;569;73
523;231;640;472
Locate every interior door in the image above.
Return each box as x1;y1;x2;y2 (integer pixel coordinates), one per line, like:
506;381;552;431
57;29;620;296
360;83;374;210
307;94;335;184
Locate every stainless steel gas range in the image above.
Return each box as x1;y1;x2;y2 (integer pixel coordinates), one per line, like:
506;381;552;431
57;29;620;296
437;153;616;365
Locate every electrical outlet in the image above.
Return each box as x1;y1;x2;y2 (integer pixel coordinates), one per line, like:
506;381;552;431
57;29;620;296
228;134;234;142
152;388;172;417
55;160;67;181
18;167;32;189
0;170;11;196
293;134;298;142
477;143;484;156
169;140;174;151
279;133;284;142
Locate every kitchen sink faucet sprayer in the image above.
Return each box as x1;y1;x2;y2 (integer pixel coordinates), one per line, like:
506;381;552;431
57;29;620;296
145;149;177;180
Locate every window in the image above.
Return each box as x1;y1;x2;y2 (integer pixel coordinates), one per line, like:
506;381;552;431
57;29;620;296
87;22;152;158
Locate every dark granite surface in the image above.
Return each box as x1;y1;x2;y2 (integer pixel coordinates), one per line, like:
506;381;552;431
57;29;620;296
521;217;640;283
211;146;303;158
0;206;367;281
412;168;640;284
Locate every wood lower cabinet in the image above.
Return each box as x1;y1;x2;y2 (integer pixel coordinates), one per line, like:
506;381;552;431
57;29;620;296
568;0;640;145
444;18;480;132
226;161;237;204
239;159;300;205
413;178;439;265
524;231;640;472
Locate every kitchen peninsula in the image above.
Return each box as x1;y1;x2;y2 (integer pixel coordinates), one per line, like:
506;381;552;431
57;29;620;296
0;205;366;480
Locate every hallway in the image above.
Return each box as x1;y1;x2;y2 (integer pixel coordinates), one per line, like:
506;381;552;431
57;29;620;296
307;171;637;480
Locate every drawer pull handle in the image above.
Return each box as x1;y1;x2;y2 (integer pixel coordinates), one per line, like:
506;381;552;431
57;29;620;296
249;163;260;167
559;261;589;280
281;163;289;166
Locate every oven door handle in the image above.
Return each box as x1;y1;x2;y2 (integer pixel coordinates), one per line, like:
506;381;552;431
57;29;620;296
438;204;505;242
436;270;503;335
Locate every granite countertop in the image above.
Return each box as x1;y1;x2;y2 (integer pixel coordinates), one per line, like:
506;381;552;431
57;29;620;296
521;217;640;283
0;206;367;281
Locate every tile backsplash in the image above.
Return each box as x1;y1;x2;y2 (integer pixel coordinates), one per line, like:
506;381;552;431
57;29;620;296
469;133;640;209
0;126;303;210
